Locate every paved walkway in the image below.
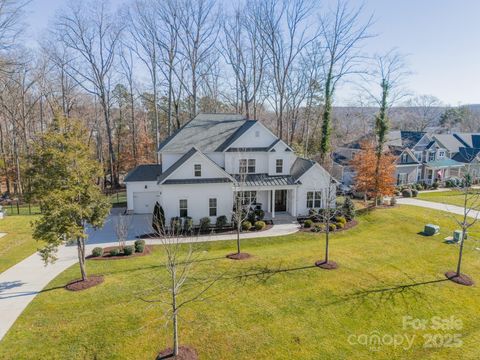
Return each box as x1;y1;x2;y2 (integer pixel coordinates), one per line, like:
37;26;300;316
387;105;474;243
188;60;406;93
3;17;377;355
397;198;479;218
0;215;299;341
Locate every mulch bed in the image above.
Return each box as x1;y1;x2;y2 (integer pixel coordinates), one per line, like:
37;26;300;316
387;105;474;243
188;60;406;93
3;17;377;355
87;245;153;260
157;346;198;360
65;275;104;291
315;260;339;270
299;219;358;233
138;224;273;239
445;271;474;286
226;252;252;260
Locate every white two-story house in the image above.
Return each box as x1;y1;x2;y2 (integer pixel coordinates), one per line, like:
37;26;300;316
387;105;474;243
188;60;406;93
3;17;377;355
124;113;334;223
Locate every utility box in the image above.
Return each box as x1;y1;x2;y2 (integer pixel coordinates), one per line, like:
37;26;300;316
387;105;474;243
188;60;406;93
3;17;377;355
453;230;466;242
424;224;440;236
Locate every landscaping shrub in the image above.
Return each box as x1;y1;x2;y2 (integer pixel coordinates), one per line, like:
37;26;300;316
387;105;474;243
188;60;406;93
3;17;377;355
335;216;347;225
199;217;211;232
336;222;345;229
152;202;165;234
342;197;356;220
411;189;418;197
247;210;256;224
394;190;401;196
390;196;397;206
254;221;266;231
416;183;423;191
311;224;325;232
308;208;318;216
255;209;265;221
123;245;134;256
134;239;145;253
170;217;182;234
183;217;193;234
241;221;252;231
402;189;412;198
432;181;439;189
216;215;228;229
110;248;120;256
328;223;337;232
303;219;313;228
92;247;103;257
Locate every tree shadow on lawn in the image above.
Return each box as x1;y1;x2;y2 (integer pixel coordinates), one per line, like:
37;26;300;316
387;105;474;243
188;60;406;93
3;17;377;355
321;277;449;314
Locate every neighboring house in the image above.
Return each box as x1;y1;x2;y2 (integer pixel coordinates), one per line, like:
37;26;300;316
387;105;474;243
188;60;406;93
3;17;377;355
124;113;334;222
333;130;468;186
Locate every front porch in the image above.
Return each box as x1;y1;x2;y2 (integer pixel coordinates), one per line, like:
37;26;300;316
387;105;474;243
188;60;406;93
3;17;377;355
423;159;464;185
235;187;299;219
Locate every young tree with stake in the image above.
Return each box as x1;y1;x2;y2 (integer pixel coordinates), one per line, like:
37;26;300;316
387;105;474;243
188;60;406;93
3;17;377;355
445;172;480;286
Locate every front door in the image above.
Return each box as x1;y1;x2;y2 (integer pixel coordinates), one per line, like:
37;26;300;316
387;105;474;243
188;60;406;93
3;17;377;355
274;190;287;212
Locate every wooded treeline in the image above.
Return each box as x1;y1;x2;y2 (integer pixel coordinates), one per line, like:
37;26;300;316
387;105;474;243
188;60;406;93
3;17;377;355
0;0;476;195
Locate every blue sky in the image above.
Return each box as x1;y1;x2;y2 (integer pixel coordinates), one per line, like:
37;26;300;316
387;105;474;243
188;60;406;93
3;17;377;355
26;0;480;106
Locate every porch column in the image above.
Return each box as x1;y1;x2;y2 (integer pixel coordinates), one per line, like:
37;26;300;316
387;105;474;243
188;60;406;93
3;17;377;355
267;190;271;212
292;188;297;216
271;189;275;219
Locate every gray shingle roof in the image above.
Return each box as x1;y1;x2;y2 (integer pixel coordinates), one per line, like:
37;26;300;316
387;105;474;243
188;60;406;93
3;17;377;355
157;147;199;183
124;164;163;182
290;157;315;181
158;113;255;153
234;173;298;186
386;130;426;148
433;134;465;153
452;147;480;163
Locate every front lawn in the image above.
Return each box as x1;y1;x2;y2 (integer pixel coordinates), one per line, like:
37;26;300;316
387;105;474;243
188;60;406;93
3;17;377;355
418;190;480;208
1;206;479;359
0;215;40;274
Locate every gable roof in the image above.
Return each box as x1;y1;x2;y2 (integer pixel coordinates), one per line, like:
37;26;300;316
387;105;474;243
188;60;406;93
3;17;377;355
433;134;464;153
157;147;234;184
158;113;255;153
452;147;480;163
124;164;163;182
386;130;426;148
290;157;315;181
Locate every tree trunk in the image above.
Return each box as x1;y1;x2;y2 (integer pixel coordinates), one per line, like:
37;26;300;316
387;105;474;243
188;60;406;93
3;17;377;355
456;227;467;276
77;237;87;281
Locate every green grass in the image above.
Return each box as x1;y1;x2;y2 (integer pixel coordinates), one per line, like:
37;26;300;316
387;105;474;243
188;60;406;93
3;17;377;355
109;191;127;208
418;190;480;208
1;206;479;359
0;215;40;273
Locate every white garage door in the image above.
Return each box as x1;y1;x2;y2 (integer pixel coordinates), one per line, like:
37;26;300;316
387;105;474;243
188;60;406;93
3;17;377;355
133;192;159;214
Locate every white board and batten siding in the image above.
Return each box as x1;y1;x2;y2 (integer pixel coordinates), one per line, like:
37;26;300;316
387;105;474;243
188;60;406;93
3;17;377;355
295;164;335;216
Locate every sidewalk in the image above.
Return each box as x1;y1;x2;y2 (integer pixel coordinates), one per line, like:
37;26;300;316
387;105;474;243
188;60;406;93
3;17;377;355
397;198;479;218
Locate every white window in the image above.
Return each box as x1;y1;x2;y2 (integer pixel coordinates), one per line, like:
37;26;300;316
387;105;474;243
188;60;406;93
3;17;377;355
415;152;422;161
209;198;217;217
179;199;188;217
237;191;257;205
248;159;256;173
239;159;247;173
401;153;408;163
438;150;445;158
307;191;322;208
397;173;407;185
429;152;435;161
194;164;201;177
276;159;283;173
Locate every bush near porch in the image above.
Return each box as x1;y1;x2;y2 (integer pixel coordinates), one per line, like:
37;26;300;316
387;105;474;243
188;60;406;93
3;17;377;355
2;206;479;359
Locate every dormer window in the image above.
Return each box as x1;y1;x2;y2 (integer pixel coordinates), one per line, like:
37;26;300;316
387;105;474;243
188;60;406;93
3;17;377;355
276;159;283;173
401;153;408;163
239;159;256;173
255;130;260;138
429;152;435;161
194;164;201;177
438;150;445;158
